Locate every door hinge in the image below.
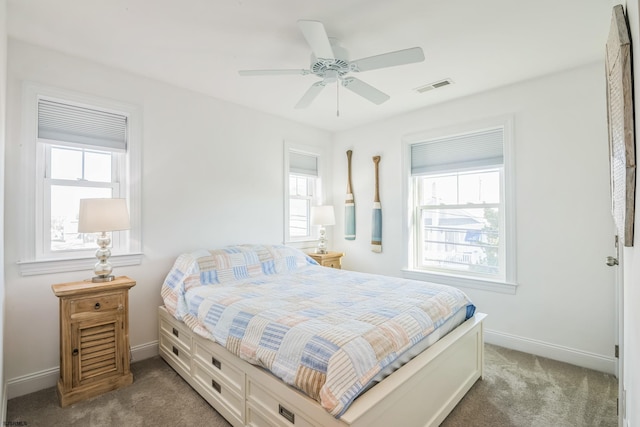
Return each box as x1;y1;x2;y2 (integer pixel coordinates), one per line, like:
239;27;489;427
615;344;619;358
617;398;619;415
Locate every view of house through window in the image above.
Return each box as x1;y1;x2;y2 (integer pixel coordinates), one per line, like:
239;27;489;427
408;124;508;281
414;168;501;276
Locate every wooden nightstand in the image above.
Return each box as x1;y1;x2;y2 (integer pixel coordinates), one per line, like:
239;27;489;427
307;251;344;269
52;276;136;407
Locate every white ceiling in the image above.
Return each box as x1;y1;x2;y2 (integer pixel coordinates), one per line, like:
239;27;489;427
7;0;613;132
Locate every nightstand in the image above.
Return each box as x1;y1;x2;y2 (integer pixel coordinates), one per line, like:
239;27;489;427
52;276;136;407
307;251;344;269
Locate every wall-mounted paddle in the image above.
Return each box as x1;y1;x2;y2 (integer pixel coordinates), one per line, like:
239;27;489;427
371;156;382;252
345;150;356;240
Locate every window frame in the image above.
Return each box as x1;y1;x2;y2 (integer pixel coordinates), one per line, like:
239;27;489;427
18;83;142;276
283;142;326;246
402;116;517;294
288;174;316;240
42;144;123;258
413;167;504;278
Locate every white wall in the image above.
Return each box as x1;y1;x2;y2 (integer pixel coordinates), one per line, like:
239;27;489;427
3;39;332;397
0;0;7;420
331;62;617;373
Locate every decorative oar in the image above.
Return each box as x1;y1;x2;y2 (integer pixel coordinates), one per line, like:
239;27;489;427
371;156;382;252
345;150;356;240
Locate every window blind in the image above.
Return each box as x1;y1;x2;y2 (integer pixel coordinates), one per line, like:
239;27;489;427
289;151;318;176
38;99;128;152
411;127;503;175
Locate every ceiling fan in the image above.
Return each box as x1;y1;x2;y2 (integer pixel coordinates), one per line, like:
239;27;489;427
238;20;425;111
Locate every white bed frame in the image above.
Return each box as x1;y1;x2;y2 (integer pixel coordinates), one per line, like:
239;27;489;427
158;305;485;427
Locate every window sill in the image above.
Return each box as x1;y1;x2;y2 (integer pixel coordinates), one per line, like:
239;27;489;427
284;239;319;251
401;269;518;295
17;253;143;276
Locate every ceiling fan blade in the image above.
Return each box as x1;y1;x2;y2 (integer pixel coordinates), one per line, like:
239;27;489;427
351;47;425;72
298;20;335;59
342;77;390;105
239;69;310;76
295;81;326;109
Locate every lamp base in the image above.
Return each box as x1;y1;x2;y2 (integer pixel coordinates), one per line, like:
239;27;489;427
91;275;115;283
316;226;328;254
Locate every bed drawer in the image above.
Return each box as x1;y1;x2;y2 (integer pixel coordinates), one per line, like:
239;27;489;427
192;360;244;426
159;330;191;376
247;377;315;427
159;315;192;350
193;340;244;394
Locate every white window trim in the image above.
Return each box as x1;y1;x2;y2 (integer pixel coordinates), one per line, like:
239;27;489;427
401;115;517;294
283;141;327;249
18;83;143;276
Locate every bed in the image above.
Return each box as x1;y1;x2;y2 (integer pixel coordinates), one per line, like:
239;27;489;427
158;244;485;427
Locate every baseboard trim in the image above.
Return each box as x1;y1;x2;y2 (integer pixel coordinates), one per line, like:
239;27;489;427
6;366;58;400
131;340;159;363
485;329;616;374
6;340;159;400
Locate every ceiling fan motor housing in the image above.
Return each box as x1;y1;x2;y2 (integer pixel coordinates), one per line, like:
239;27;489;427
310;41;350;80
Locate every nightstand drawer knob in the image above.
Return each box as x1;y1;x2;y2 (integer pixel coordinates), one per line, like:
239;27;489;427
72;348;79;356
172;328;179;337
94;302;101;310
172;346;179;356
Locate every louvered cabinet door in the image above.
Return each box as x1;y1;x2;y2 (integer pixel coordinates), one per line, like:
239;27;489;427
71;315;124;388
52;276;136;407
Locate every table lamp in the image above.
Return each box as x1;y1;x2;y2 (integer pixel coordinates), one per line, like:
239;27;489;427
311;205;335;254
78;198;130;282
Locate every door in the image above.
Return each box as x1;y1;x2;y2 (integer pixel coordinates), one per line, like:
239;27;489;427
608;234;624;426
72;315;123;387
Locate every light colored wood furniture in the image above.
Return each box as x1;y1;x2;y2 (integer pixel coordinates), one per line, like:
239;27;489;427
307;251;344;269
158;305;485;427
606;4;636;246
52;276;136;407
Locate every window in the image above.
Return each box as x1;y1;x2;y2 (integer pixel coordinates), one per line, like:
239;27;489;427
18;84;142;276
47;145;119;253
404;118;516;292
284;144;323;243
289;174;315;238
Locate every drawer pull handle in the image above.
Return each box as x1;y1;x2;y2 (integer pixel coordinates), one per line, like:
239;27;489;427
211;379;221;394
172;327;179;338
211;357;221;369
72;348;79;356
94;302;101;310
279;404;295;424
172;346;179;356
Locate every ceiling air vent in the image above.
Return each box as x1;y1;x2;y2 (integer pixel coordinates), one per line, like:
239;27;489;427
414;78;454;93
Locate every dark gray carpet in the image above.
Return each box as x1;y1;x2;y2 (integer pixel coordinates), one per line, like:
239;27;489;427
7;344;617;426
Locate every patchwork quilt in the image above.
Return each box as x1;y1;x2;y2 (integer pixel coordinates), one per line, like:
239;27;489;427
161;244;476;416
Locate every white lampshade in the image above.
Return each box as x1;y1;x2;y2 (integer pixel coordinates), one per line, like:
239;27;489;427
78;198;130;233
311;205;335;226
